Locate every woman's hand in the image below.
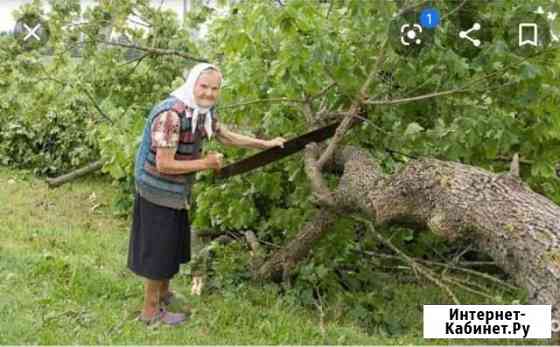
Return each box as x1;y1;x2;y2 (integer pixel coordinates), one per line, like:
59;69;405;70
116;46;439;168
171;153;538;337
264;137;287;149
204;152;224;171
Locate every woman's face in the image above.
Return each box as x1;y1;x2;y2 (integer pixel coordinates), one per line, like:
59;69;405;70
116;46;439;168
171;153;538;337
194;70;221;108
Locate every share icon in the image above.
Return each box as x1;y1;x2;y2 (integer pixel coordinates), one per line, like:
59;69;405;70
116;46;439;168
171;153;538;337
459;22;482;47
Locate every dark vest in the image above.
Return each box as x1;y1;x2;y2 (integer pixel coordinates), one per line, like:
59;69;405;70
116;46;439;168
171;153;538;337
134;96;214;209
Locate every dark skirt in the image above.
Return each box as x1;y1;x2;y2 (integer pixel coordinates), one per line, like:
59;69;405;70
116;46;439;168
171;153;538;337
127;193;191;280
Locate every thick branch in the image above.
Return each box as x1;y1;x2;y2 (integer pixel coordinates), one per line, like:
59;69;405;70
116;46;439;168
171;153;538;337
326;146;560;337
303;143;335;207
253;209;336;281
260;144;560;341
46;160;105;187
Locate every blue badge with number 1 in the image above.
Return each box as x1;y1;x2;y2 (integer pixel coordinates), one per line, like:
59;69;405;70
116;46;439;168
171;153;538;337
420;8;440;29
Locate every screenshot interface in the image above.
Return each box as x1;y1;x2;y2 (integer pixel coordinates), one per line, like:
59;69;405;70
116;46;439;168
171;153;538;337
0;0;559;344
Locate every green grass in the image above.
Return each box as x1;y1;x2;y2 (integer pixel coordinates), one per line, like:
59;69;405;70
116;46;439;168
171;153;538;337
0;166;552;344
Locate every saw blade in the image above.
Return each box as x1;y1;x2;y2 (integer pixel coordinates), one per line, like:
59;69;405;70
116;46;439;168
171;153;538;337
215;114;365;179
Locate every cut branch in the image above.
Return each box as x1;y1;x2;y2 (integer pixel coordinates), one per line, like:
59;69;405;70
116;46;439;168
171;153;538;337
360;250;518;291
352;214;461;304
46;160;105;187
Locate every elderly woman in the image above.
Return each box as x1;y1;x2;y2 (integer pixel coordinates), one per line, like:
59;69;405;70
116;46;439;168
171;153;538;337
128;63;286;325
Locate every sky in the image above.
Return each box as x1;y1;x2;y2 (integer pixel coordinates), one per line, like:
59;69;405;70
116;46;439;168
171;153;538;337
0;0;33;32
0;0;187;33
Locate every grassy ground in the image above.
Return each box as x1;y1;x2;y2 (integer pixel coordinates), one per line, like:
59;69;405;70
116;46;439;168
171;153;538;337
0;166;552;344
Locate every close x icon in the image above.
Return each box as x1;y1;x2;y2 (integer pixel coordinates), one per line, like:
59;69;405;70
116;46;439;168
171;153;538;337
14;15;49;49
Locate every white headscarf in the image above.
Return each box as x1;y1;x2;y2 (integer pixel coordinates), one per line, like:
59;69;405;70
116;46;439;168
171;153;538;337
171;63;222;139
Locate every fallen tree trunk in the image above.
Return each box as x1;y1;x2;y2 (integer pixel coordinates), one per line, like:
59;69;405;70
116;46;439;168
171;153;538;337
255;144;560;339
46;160;104;187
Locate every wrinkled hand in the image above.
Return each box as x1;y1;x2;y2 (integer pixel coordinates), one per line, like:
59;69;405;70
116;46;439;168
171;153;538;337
205;152;223;171
265;137;287;149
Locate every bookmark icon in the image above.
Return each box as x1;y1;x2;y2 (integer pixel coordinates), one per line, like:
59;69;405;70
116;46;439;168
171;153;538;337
519;23;538;47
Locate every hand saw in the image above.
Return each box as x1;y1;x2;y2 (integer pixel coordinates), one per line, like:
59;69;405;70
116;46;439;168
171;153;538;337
214;112;365;179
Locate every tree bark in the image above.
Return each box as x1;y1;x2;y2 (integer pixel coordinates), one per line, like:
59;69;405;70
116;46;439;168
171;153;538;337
255;144;560;339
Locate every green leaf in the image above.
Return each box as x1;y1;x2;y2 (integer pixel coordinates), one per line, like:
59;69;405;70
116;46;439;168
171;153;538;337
404;122;424;137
